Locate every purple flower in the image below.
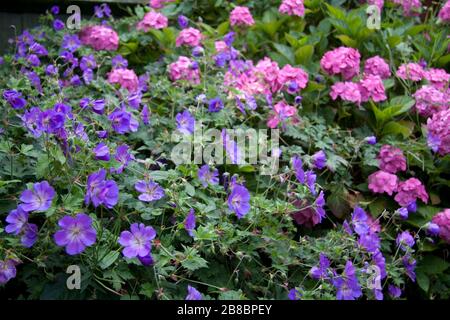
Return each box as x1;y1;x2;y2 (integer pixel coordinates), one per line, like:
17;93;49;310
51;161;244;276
310;253;330;280
397;207;409;219
61;34;81;52
5;207;28;235
111;144;133;174
54;213;97;255
108;107;139;134
85;169;119;209
3;90;27;109
396;231;415;251
198;165;219;187
292;156;305;184
80;55;96;71
288;288;301;300
314;191;326;223
19;181;55;212
358;232;380;254
128;93;142;109
305;170;317;196
176;110;195;135
118;223;156;258
372;250;387;279
178;15;189;28
135;180;165;202
351;206;369;236
46;64;58;76
21;107;43;137
365;136;377;145
402;255;416;282
80;98;105;115
50;5;60;15
53;19;65;31
94;3;112;18
427;133;441;153
21;223;38;248
141;104;150;125
97;130;108;139
227;184;251;219
222;130;242;164
93;142;110;161
29;43;48;56
224;32;235;46
208;97;224;112
112;55;128;68
27;54;40;67
312;150;327;170
184;208;196;237
138;253;154;266
407;201;417;213
388;285;402;298
333;261;362;300
41;109;65;133
0;260;17;285
426;222;440;236
185;285;202;300
192;46;204;57
295;96;303;104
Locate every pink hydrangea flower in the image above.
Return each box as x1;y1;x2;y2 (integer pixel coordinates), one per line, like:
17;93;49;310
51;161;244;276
377;145;407;174
176;27;203;47
427;109;450;156
424;68;450;89
149;0;174;9
394;178;428;207
168;56;200;84
392;0;421;16
439;1;450;22
107;68;139;93
364;56;391;79
267;101;297;128
278;64;309;92
137;11;168;31
79;25;119;51
279;0;305;17
358;75;387;102
254;57;281;93
368;170;398;195
215;41;227;53
230;6;255;26
330;82;361;104
432;209;450;243
413;85;448;117
396;63;425;81
320;47;361;80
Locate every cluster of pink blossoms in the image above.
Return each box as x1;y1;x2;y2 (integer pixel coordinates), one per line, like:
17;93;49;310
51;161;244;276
267;101;297;128
320;46;361;80
330;75;387;105
149;0;174;9
432;209;450;243
396;63;425;81
107;68;139;93
367;0;384;10
392;0;421;17
439;0;450;22
79;25;119;51
412;85;449;117
426;109;450;156
176;27;203;47
224;57;308;97
279;0;305;17
230;6;255;26
168;56;200;84
364;56;391;79
369;145;428;208
136;11;168;31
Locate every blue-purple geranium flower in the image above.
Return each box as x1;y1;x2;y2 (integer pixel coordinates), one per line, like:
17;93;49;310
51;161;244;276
185;285;202;300
176;110;195;135
19;181;55;212
332;261;362;300
118;223;156;258
85;169;119;209
93;142;110;161
227;184;251;219
135;180;165;202
54;213;97;255
198;164;219;187
0;259;17;285
184;208;196;237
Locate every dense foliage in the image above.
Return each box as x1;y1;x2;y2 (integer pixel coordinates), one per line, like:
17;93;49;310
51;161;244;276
0;0;449;300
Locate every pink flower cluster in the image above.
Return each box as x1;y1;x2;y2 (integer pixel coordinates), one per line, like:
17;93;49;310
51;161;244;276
168;56;200;84
396;63;425;81
367;0;384;10
427;109;450;156
79;25;119;51
413;85;448;117
394;178;428;207
291;199;320;228
330;75;386;104
320;47;361;80
439;1;450;22
368;170;398;196
224;57;309;97
279;0;305;17
432;209;450;243
267;101;297;128
137;11;168;31
364;56;391;79
107;68;139;93
392;0;421;17
149;0;174;9
176;27;203;47
230;6;255;26
424;68;450;89
215;41;227;53
377;145;407;174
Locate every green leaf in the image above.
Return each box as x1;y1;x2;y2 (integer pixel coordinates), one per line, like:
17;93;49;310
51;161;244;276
295;45;314;64
416;271;430;293
99;251;120;270
382;121;413;138
184;182;195;197
418;255;450;275
273;43;295;65
335;35;357;47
